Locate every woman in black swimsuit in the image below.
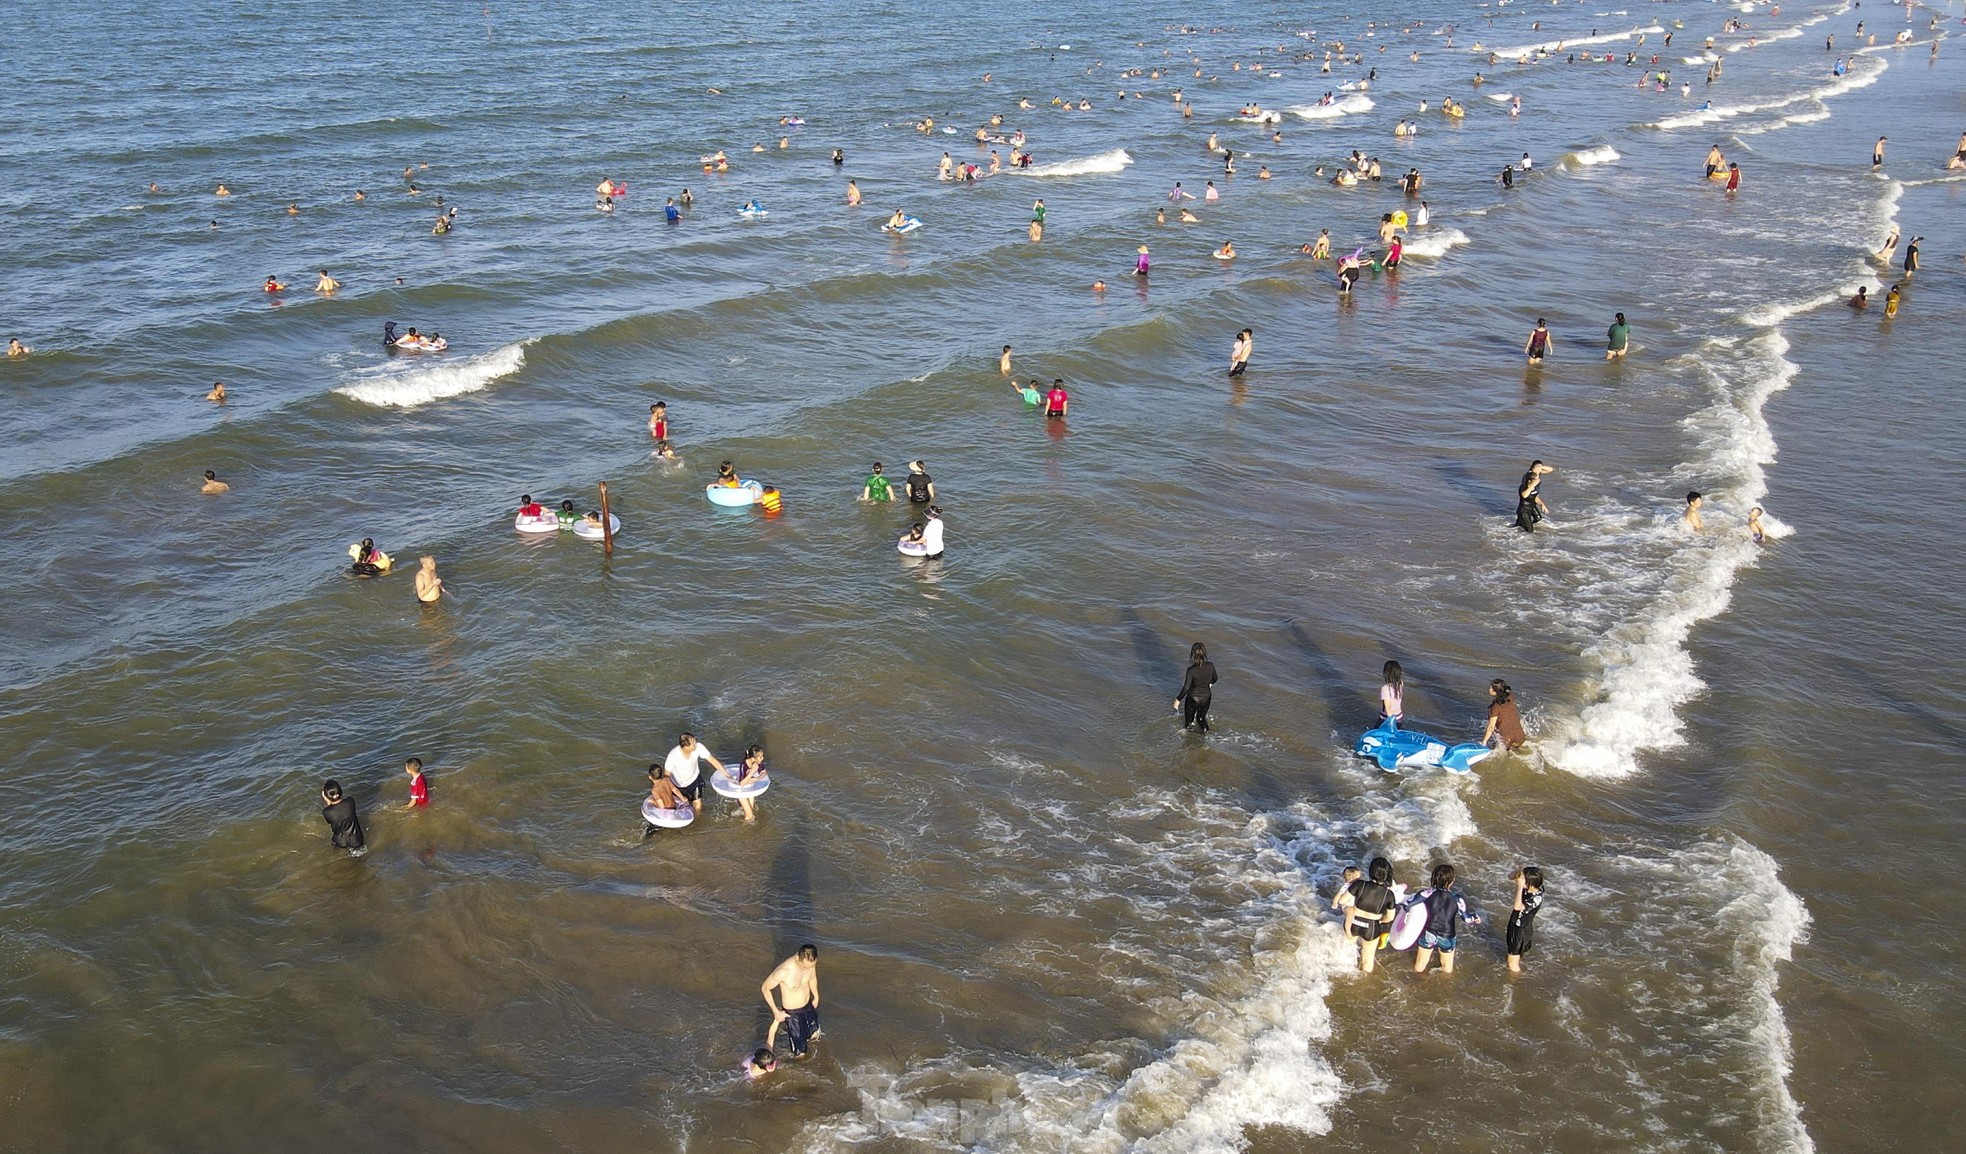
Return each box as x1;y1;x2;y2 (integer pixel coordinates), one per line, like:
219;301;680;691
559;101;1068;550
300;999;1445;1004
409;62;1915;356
1515;460;1552;532
1173;642;1218;732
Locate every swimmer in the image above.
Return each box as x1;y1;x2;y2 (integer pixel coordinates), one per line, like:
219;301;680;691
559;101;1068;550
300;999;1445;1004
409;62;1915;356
939;152;953;180
1748;506;1766;544
1378;214;1397;244
1135;245;1151;276
1178;208;1200;224
642;764;688;839
741;199;764;215
1258;165;1271;180
744;1049;778;1079
403;757;429;807
904;460;936;505
778;136;790;149
729;744;768;822
1091;280;1107;292
1043;378;1069;418
557;499;579;529
1683;491;1705;532
201;469;229;494
314;269;340;294
651;439;678;462
1337;254;1363;294
353;189;365;201
7;338;30;358
1415;201;1430;227
862;461;896;502
320;780;365;850
846;179;860;206
832;149;844;165
1203;180;1219;202
1606;312;1630;360
920;506;945;558
1725;162;1741;193
580;508;609;531
665;733;725;813
1383;236;1402;269
1523;318;1553;364
1000;345;1012;376
263;275;286;293
752;142;765;152
664;197;679;221
1849;285;1870;308
1408;864;1481;974
1228;328;1252;376
716;461;743;488
516;494;546;519
1213;241;1236;260
215;184;230;197
1884;284;1901;318
415;556;444;604
147;182;161;194
1504;866;1545;973
1338;857;1400;972
1310;230;1331;260
203;380;226;402
885;208;909;231
1012;379;1042;406
1903;236;1920;274
760;945;822;1059
680;188;694;208
649;401;668;441
1028;218;1042;242
1154;207;1166;225
349;538;389;577
1874;225;1900;263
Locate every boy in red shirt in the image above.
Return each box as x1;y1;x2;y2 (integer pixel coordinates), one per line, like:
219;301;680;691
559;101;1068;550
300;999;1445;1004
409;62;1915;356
404;757;429;808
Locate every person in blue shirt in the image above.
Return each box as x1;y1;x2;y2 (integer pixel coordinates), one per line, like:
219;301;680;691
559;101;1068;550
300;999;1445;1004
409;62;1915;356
664;197;681;222
1408;863;1481;974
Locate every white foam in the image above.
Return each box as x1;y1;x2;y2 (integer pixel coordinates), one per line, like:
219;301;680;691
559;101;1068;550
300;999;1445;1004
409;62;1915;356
1399;227;1469;258
1651;56;1885;130
1546;334;1796;778
790;768;1477;1153
334;340;530;408
1015;148;1133;177
1286;94;1374;120
1566;145;1621;167
1482;24;1662;58
1483;91;1513;102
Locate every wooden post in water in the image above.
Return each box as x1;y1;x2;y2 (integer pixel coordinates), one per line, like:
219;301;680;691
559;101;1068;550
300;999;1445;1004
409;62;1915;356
598;481;615;555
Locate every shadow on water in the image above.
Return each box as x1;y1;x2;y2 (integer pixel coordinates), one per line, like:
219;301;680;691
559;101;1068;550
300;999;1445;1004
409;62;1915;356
758;828;815;1038
1428;457;1510;516
1120;607;1173;690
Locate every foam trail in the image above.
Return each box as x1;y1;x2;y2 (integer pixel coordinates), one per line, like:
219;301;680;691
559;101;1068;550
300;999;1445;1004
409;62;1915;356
1481;24;1661;58
1286;94;1374;120
334;340;530;408
1565;145;1621;167
1015;148;1133;177
1652;56;1885;129
1399;228;1469;258
790;778;1475;1153
1548;333;1795;778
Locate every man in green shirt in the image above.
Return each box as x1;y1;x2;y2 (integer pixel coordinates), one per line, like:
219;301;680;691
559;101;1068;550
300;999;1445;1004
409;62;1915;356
1013;378;1042;406
1605;312;1630;361
861;462;895;502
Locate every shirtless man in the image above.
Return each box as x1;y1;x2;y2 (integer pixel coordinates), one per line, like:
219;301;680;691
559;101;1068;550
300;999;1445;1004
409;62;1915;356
761;944;822;1059
6;338;29;358
206;381;226;402
999;345;1013;376
1683;491;1705;532
414;555;444;604
314;269;340;294
201;470;230;494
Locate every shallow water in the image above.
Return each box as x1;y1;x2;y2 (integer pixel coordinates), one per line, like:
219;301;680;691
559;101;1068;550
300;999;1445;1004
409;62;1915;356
2;1;1962;1151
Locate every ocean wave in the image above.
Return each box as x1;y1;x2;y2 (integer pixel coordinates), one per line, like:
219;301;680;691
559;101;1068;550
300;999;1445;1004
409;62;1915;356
1564;145;1621;167
1399;227;1469;258
333;340;530;408
789;769;1475;1154
1286;94;1374;121
1651;56;1885;130
1547;333;1795;779
1481;23;1662;59
1015;148;1133;177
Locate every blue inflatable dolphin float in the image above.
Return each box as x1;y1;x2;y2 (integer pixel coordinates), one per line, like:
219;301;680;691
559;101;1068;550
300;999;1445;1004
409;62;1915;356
1353;718;1493;775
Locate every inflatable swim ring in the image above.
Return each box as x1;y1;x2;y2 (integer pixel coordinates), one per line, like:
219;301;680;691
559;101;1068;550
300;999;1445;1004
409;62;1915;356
346;543;393;573
709;767;771;798
1388;901;1429;951
514;511;561;533
738;208;768;219
897;537;931;557
706;480;764;507
641;797;696;828
882;217;923;235
571;513;621;540
1391;210;1408;228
